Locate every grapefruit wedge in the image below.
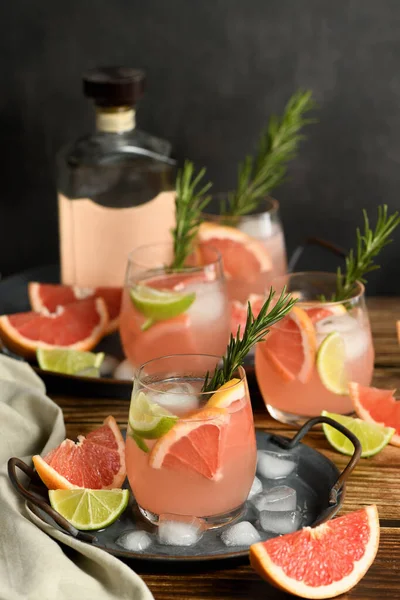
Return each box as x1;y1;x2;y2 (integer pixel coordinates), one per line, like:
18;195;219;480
32;416;126;490
231;294;264;337
29;282;122;334
349;382;400;447
149;408;230;480
197;222;272;280
303;303;346;324
258;306;316;383
0;297;108;359
250;505;380;599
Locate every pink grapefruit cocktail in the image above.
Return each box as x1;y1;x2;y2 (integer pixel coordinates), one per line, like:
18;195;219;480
125;355;257;526
255;272;374;425
119;244;230;369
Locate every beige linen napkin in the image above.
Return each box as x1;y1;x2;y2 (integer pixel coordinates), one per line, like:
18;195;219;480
0;354;154;600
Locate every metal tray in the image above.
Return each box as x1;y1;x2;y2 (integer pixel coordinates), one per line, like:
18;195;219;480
8;416;361;563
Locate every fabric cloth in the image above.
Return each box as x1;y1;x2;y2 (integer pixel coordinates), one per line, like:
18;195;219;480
0;354;154;600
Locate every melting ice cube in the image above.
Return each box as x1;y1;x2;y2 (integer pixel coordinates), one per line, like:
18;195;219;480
116;530;152;551
248;476;263;499
259;509;302;534
221;521;261;547
113;359;135;381
256;450;298;480
251;486;297;512
315;314;369;359
150;383;199;414
158;515;203;547
185;281;227;324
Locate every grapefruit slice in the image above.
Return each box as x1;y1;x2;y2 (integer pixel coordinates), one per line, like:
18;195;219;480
231;294;265;337
149;408;230;480
349;382;400;447
206;378;246;408
28;282;122;334
259;306;317;383
197;222;272;280
32;416;126;490
250;505;380;599
304;303;347;324
0;297;108;359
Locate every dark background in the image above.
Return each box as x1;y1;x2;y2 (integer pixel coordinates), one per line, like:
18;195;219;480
1;0;400;294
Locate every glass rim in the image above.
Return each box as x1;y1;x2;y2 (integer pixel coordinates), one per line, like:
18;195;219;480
202;194;279;221
271;271;366;306
126;241;223;272
135;354;247;396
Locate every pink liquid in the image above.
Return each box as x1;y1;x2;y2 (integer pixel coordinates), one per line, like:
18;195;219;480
255;309;375;418
126;392;257;517
226;228;287;304
119;272;230;368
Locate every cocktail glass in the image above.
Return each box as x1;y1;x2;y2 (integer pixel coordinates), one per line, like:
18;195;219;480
119;243;230;369
125;354;257;528
200;196;287;305
255;272;374;426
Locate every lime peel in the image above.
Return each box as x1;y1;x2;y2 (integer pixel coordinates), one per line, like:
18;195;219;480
129;391;178;441
317;332;348;395
322;410;395;458
130;285;195;326
36;348;104;377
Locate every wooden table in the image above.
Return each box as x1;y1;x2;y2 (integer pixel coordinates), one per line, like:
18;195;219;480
53;298;400;600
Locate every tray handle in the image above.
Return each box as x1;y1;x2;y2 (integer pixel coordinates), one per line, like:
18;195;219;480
288;236;347;273
274;416;362;505
7;457;96;543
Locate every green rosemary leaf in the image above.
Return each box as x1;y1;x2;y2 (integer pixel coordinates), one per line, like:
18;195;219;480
222;89;317;217
333;205;400;301
202;288;297;392
171;161;212;269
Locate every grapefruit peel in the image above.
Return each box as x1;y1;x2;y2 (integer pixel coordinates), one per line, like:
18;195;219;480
250;505;380;599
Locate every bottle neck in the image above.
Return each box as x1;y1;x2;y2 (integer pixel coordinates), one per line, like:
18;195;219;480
95;106;136;133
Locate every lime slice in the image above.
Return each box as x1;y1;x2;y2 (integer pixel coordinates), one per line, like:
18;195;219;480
37;348;104;377
322;410;395;457
130;285;195;327
129;391;178;440
49;488;129;531
317;332;348;395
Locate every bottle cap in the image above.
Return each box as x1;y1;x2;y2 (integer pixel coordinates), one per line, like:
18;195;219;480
83;67;146;107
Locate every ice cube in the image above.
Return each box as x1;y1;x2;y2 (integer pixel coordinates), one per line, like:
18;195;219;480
100;355;120;377
220;521;261;547
150;383;199;414
259;509;302;534
116;530;152;551
248;476;263;499
158;515;203;546
113;359;135;381
256;450;298;479
315;314;369;359
251;486;297;512
185;281;227;324
238;214;274;239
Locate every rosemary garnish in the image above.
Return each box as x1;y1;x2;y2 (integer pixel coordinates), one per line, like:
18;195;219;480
202;288;296;392
221;89;317;217
332;205;400;302
171;161;212;269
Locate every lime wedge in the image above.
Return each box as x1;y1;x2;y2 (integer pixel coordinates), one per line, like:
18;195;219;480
130;285;195;324
49;489;129;531
129;391;178;441
322;410;395;457
37;348;104;377
317;332;348;395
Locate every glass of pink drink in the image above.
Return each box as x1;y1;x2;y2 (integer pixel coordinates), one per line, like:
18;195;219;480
255;272;374;426
126;354;257;527
119;243;230;369
199;197;287;304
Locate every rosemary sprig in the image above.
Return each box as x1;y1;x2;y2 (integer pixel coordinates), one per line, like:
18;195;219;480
333;204;400;301
171;161;212;269
222;89;317;217
202;288;297;392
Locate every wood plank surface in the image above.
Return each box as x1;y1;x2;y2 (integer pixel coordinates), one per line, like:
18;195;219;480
51;297;400;599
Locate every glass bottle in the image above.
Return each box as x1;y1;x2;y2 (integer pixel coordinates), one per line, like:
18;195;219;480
57;67;176;287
